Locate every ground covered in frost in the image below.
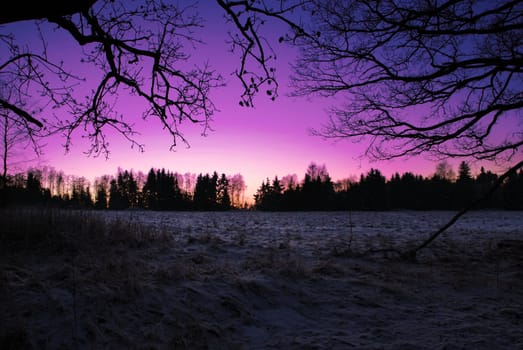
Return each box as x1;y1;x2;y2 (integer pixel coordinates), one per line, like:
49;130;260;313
1;209;522;349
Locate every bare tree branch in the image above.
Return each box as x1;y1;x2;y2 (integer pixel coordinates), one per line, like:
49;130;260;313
1;106;42;188
216;0;309;107
404;159;523;260
0;0;97;25
219;0;522;161
1;0;224;158
0;99;43;128
2;0;521;164
289;0;523;161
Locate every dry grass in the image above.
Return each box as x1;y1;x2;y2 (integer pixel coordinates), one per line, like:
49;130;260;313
0;208;171;252
2;208;522;349
0;208;176;349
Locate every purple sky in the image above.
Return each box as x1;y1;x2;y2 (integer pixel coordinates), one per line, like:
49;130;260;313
7;1;509;202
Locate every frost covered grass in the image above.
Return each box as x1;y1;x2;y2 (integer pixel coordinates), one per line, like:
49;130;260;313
1;208;523;349
0;208;171;252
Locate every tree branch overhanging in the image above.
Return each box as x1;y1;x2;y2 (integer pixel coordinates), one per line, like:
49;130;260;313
403;159;523;260
217;0;522;162
0;0;98;25
216;0;310;107
1;0;224;157
0;99;43;128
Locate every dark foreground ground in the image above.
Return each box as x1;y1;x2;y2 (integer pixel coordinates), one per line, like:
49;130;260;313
1;209;523;349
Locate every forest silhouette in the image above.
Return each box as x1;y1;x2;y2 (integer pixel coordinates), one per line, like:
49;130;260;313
1;161;522;211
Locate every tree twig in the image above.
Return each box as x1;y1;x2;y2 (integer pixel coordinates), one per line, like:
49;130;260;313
404;159;523;260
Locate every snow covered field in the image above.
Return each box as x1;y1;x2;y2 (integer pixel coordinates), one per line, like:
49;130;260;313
106;210;523;254
2;210;523;349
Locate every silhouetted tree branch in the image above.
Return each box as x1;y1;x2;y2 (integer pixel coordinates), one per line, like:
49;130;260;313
404;159;523;260
4;1;522;162
0;87;42;188
1;0;223;157
221;0;523;162
0;1;97;25
297;0;523;162
216;0;309;107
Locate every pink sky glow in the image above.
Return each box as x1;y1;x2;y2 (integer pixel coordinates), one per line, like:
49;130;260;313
6;2;515;203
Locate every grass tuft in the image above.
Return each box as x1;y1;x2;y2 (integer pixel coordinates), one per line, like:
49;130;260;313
0;208;171;253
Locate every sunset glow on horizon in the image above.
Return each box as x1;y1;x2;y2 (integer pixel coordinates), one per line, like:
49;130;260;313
4;1;518;204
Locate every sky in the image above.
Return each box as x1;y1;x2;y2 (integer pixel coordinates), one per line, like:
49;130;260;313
4;1;510;203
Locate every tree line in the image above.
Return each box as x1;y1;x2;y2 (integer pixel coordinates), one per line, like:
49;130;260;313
254;162;523;211
0;167;247;210
1;160;522;211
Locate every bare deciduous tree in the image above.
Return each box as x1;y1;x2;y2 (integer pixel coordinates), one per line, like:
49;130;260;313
0;108;41;188
281;173;299;191
220;0;522;163
1;0;223;157
434;160;456;181
297;1;522;163
228;173;246;207
217;0;322;108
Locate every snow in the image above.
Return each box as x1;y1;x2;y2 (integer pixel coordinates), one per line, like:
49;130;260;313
1;210;523;349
